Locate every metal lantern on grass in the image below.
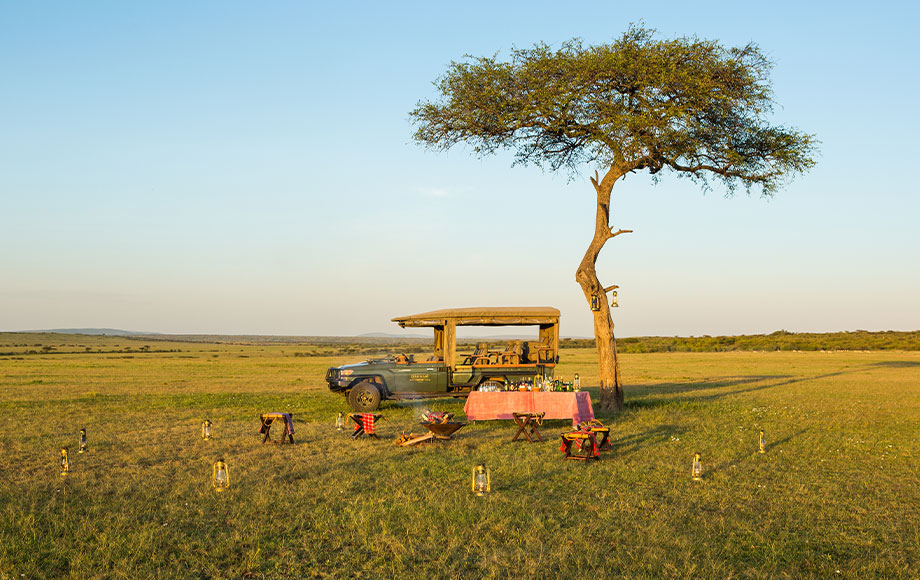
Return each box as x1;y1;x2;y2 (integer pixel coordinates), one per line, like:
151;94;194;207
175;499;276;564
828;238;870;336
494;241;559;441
60;447;70;475
472;463;491;496
79;428;87;453
692;452;703;481
212;459;229;492
336;412;344;431
573;373;580;391
759;430;766;454
202;420;212;441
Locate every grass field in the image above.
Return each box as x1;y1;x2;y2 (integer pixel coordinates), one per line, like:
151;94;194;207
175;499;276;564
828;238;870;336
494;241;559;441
1;333;918;579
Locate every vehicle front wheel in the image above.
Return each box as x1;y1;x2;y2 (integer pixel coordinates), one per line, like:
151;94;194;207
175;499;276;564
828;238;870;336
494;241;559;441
349;381;382;412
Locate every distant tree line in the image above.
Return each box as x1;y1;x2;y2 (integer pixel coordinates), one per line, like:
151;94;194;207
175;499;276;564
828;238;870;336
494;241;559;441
560;330;920;352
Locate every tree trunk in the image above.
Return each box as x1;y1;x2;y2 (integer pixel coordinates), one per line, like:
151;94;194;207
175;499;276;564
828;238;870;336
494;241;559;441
592;303;623;411
575;165;629;412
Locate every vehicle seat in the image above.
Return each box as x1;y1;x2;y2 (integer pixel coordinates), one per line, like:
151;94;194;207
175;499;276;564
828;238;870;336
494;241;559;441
529;341;555;363
463;342;494;366
499;340;524;365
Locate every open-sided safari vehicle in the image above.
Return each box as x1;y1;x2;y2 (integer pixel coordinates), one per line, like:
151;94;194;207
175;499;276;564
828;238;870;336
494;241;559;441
326;307;560;411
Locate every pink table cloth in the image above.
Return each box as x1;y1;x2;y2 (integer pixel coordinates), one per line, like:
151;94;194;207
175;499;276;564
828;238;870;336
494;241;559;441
464;391;594;427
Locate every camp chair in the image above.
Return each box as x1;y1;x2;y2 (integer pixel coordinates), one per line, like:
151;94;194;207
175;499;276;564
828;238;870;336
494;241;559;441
348;413;385;439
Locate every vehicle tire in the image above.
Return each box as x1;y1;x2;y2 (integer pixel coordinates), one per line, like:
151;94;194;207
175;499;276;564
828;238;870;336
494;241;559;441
350;380;382;412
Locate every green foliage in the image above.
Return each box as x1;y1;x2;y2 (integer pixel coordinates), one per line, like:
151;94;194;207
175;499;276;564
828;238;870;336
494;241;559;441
411;24;817;194
562;330;920;352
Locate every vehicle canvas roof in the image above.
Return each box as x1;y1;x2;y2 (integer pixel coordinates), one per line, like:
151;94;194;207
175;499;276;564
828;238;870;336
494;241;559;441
392;307;560;328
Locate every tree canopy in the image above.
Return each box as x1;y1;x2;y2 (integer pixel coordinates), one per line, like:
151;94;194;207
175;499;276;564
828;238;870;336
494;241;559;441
411;25;817;195
410;25;818;410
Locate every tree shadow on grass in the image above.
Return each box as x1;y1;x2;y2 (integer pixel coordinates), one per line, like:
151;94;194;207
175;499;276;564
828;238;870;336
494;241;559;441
608;424;688;457
708;429;808;477
628;375;790;398
626;371;851;411
869;360;920;368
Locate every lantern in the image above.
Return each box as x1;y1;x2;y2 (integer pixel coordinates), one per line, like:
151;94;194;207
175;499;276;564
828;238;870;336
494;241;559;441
79;428;87;453
759;430;766;454
590;295;601;311
202;420;212;441
336;412;344;431
60;447;70;475
472;463;490;496
610;290;619;308
212;459;229;492
692;452;703;481
573;373;581;392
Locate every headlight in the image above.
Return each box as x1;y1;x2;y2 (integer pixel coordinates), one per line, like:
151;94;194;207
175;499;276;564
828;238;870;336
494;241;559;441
340;369;353;376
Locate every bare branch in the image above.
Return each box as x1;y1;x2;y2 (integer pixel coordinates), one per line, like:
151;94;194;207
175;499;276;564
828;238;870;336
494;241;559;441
605;228;633;240
590;169;600;191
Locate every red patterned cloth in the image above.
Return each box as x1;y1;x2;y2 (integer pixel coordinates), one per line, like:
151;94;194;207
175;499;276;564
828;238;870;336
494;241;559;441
353;413;378;435
421;411;453;423
560;430;599;458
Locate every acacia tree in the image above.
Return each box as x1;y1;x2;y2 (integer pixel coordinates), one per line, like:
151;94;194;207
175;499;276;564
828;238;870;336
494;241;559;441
410;25;817;411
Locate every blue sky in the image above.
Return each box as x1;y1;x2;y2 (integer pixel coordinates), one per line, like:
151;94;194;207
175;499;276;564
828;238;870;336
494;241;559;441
2;1;918;337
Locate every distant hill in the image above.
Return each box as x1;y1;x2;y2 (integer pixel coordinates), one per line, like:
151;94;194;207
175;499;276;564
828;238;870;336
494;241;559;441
357;332;545;339
7;328;917;351
357;332;428;338
22;328;155;336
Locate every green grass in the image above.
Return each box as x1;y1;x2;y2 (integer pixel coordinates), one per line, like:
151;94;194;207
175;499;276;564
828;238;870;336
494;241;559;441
1;334;918;579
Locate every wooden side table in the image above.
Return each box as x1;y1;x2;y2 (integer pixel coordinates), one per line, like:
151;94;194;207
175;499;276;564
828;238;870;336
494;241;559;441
511;412;545;443
560;431;599;460
577;420;611;451
259;412;295;444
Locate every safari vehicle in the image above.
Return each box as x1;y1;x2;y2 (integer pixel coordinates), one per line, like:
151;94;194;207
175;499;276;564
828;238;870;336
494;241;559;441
326;307;560;411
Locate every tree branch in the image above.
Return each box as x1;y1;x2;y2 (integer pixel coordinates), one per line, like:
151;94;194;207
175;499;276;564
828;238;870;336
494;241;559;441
605;228;633;240
665;158;770;182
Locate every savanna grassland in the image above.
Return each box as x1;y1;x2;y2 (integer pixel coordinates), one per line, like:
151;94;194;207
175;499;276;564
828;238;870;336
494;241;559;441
1;333;918;579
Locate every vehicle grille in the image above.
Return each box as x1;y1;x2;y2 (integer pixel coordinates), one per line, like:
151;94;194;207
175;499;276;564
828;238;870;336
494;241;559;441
325;368;338;382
